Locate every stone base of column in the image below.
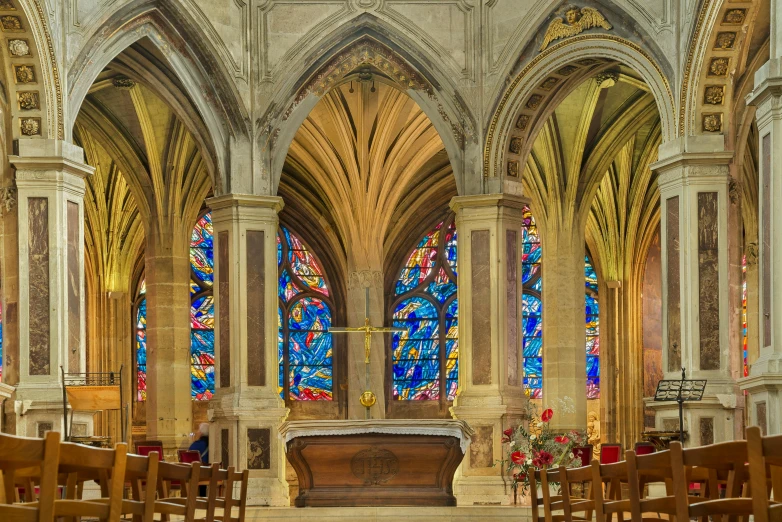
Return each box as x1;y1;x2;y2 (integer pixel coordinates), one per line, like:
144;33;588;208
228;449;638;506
208;392;290;507
3;384;95;438
739;374;782;435
647;394;741;446
450;401;523;506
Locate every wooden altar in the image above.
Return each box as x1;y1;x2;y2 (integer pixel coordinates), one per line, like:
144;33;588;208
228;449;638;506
280;419;474;507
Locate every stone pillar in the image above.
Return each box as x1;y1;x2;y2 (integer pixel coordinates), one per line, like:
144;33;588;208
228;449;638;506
144;219;192;454
5;139;93;437
740;57;782;433
651;139;742;445
449;194;527;505
539;228;587;431
207;195;289;506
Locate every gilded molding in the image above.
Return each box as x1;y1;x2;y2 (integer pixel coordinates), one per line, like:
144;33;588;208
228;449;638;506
539;5;612;51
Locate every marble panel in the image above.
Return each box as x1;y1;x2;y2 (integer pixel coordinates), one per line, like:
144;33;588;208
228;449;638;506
757;402;767;436
506;230;519;386
221;428;229;467
662;418;679;432
37;421;52;438
697;192;720;370
67;201;79;373
469;425;494;469
763;133;771;346
471;230;491;385
643;227;663;398
28;197;50;376
218;231;230;388
699;417;714;446
666;197;681;372
247;427;271;470
246;231;265;387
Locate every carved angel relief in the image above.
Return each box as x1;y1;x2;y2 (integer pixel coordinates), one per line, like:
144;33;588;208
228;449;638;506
540;5;612;51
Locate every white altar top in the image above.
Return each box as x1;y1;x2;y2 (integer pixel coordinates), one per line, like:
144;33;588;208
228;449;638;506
279;419;475;454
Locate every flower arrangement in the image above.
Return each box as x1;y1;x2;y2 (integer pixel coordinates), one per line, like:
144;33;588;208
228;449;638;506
503;397;588;496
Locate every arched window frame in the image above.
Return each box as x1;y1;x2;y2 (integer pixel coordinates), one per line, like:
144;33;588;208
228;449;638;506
277;226;339;409
386;214;458;417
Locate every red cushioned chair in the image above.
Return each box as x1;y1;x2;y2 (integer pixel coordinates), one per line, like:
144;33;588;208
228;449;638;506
573;445;594;466
634;442;656;456
178;450;202;464
600;444;622;464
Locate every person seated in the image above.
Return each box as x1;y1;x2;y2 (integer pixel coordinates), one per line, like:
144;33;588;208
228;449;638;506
189;423;210;496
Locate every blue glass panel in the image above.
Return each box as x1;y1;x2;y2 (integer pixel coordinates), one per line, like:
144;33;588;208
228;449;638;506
587;355;600;378
288;331;333;400
136;299;147;401
445;224;457;274
392;297;441;400
191;295;214;330
286;230;329;296
585;256;599;398
523;336;542;358
190;214;214;249
426;268;457;303
524;357;542;378
288;297;331;331
395;229;440;296
279;269;300;301
190;330;215;400
521;205;543;398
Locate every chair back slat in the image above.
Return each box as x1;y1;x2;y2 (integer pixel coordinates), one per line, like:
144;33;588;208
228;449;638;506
0;431;60;522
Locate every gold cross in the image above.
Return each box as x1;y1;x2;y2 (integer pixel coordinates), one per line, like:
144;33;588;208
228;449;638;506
329;289;404;364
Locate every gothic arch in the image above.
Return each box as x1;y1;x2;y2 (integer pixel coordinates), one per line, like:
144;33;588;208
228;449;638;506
680;0;764;138
265;15;479;196
485;34;676;186
66;4;251;194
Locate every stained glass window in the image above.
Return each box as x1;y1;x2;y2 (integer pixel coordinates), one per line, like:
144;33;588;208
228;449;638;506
278;227;334;401
391;218;458;401
522;206;542;398
585;256;600;398
520;206;600;398
742;254;748;377
190;213;215;400
136;280;146;401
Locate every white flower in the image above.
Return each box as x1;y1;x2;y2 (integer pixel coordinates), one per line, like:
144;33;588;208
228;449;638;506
526;458;532;465
530;434;537;441
569;452;575;459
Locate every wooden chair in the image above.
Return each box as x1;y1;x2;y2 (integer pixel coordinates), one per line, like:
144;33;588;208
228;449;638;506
559;464;595;522
138;445;165;460
107;451;160;522
53;441;128;522
154;461;202;521
635;442;656;456
600;444;623;464
0;431;60;522
215;468;248;522
135;440;163;454
747;425;782;522
178;449;203;464
626;448;678;521
162;462;221;522
590;459;632;522
669;439;753;522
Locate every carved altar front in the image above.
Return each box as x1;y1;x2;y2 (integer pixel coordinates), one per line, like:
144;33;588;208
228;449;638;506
280;419;473;507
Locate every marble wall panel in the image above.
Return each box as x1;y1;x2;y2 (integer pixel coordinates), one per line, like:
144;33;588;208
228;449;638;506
763;133;771;346
221;428;229;467
700;417;714;446
247;427;270;470
218;232;230;388
697;192;720;370
37;422;52;438
506;230;519;386
471;230;491;385
757;402;767;435
643;228;662;426
67;201;80;373
666;197;681;372
469;425;494;468
28;198;50;375
246;231;265;387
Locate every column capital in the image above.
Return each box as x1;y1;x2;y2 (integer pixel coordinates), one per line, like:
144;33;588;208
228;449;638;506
449;193;529;214
9;139;94;179
207;194;284;213
651;139;733;192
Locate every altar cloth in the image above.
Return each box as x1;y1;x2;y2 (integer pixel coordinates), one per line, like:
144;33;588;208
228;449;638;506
279;418;474;453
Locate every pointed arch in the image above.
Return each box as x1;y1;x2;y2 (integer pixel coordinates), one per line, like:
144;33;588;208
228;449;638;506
264;15;479;196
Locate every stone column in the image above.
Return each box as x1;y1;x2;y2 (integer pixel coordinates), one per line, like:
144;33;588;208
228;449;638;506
538;228;587;431
740;57;782;433
144;220;192;454
449;194;526;505
651;139;742;445
207;194;289;506
5;139;93;437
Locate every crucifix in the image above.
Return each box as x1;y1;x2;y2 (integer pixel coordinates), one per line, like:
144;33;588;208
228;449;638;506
329;287;405;419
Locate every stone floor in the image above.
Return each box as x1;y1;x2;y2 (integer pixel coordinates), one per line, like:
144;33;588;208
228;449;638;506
244;505;533;521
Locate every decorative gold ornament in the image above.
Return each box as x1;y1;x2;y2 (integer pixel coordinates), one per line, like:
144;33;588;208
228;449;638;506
509;137;523;154
708;58;729;76
556;65;579;76
0;15;21;31
359;390;376;408
516;114;530;131
702;113;722;133
20;117;40;136
112;76;136;89
539;5;612;51
595;71;618;88
507;160;520;178
0;1;15;10
714;32;736;50
540;77;559;90
703;85;725;105
722;9;746;25
14;64;34;83
7;38;28;56
17;91;38;110
526;94;543;110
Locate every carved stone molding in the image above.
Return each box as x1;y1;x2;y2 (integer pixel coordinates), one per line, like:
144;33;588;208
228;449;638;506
746;242;758;267
0;186;17;213
539;5;612;51
348;270;383;289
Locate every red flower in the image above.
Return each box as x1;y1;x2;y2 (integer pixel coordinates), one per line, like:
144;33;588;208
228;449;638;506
513;472;527;482
541;408;553;422
539;451;554;466
502;427;513;443
510;451;526;465
532;457;542;468
555;435;570;444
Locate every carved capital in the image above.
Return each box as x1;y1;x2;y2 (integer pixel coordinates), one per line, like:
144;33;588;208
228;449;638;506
348;270;383;289
0;186;17;213
746;242;758;266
